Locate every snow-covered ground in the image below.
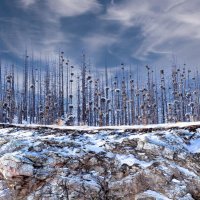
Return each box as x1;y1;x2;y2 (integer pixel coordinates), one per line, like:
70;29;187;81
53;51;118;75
2;120;200;131
0;124;199;199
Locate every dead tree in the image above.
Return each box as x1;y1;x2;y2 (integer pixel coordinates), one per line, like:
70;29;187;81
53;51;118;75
160;70;167;123
77;76;81;125
121;63;128;125
81;53;87;124
58;52;64;117
22;52;29;121
105;65;110;126
65;60;69;114
130;78;135;125
87;73;93;126
29;61;36;124
66;65;75;125
93;79;99;126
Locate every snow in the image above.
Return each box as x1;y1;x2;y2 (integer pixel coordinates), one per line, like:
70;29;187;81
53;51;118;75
187;138;200;153
143;190;172;200
116;154;152;168
171;164;197;177
0;128;13;134
172;179;181;183
0;123;200;176
0;189;10;198
84;144;105;154
9;130;34;137
128;134;146;140
2;120;200;132
62;148;78;157
147;135;167;147
84;132;126;145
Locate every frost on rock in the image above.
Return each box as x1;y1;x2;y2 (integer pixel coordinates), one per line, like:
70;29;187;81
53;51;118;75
136;190;172;200
187;138;200;153
0;125;199;199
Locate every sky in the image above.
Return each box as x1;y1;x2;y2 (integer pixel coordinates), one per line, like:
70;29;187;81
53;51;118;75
0;0;200;72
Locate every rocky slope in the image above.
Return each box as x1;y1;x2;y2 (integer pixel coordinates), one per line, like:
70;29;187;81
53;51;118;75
0;125;199;199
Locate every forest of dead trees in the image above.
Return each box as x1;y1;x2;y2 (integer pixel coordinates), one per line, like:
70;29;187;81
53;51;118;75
0;51;200;126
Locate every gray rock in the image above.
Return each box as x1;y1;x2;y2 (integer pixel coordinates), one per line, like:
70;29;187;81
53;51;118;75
0;127;199;200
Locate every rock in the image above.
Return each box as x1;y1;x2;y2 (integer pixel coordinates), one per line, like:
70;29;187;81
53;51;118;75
0;181;13;200
89;156;98;165
0;127;199;199
94;166;105;174
35;167;55;180
0;153;34;178
0;189;13;200
0;138;8;146
135;190;169;200
162;147;174;160
136;140;145;150
142;142;162;156
179;193;195;200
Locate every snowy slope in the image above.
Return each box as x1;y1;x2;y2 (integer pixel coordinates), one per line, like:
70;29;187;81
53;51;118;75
2;120;200;131
0;125;199;199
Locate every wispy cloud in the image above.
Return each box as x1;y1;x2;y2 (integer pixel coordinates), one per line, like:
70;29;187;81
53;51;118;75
102;0;200;63
1;0;200;69
20;0;37;8
47;0;101;18
82;33;117;53
0;16;61;59
1;0;101;61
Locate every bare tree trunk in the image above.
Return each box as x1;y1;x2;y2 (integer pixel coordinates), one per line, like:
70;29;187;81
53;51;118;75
81;53;87;124
77;76;81;125
23;51;29;122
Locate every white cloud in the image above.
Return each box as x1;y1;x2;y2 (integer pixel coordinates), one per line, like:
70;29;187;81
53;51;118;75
0;16;64;61
102;0;200;62
82;33;117;53
12;0;102;61
47;0;101;18
19;0;101;18
7;0;200;70
20;0;37;8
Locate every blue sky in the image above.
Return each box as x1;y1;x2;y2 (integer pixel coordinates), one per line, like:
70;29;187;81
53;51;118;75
0;0;200;71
